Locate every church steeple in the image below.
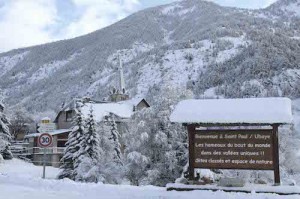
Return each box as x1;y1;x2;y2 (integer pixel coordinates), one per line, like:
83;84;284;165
110;53;129;102
118;54;126;94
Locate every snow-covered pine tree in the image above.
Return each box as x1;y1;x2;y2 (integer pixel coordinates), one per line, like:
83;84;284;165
0;97;13;160
58;100;85;180
92;113;124;184
76;106;102;183
57;129;77;179
84;106;101;162
108;113;123;166
72;103;86;181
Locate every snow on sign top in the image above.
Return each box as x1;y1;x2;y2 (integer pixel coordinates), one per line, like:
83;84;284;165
170;98;293;124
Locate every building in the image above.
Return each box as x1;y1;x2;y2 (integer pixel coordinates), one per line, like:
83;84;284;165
53;97;150;130
25;56;150;167
25;98;149;167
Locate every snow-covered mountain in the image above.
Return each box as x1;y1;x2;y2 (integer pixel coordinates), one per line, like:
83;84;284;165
266;0;300;18
0;0;300;117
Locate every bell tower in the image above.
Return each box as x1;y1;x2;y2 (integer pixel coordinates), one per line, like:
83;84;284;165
110;54;129;102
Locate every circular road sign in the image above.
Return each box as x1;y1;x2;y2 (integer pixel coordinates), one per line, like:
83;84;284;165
38;133;53;148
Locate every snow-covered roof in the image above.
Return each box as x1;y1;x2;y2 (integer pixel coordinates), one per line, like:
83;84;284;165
82;101;134;121
41;117;51;121
24;129;71;138
121;97;149;107
170;98;293;124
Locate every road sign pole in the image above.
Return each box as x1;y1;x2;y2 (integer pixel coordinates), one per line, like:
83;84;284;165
42;148;46;179
38;133;52;180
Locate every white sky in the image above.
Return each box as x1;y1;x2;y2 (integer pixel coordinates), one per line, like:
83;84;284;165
0;0;277;53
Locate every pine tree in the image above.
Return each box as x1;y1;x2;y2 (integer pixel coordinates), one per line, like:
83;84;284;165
75;106;102;183
57;129;76;179
88;113;124;184
84;106;101;162
72;103;86;181
109;113;123;166
0;98;13;160
58;100;85;180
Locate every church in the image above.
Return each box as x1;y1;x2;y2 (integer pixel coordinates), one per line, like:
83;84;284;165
53;55;150;130
25;56;150;167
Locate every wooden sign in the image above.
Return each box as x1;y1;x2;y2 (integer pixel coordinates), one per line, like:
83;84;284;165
187;125;281;185
193;130;274;170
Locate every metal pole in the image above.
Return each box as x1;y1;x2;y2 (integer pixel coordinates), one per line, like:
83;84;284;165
42;148;46;179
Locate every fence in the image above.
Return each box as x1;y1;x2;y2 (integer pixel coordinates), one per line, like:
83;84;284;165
11;144;66;166
11;146;65;155
31;147;65;154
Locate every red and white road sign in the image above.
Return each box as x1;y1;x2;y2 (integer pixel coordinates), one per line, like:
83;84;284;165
38;133;53;148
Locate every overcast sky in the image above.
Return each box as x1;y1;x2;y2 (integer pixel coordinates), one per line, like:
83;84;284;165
0;0;277;53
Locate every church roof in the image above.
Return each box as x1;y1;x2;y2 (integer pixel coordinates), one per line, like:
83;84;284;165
82;101;134;121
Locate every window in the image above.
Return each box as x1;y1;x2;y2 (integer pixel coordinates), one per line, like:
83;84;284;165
57;140;67;147
66;110;73;122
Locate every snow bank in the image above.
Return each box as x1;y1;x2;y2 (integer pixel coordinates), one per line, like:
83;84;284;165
170;98;293;124
1;159;298;199
0;159;59;179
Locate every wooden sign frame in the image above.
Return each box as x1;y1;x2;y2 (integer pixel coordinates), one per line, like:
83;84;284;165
187;124;280;185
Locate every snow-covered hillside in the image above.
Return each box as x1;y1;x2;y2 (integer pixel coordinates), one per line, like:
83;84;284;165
267;0;300;18
0;159;298;199
0;0;299;116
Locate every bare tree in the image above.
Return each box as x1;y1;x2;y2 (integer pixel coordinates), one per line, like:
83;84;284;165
9;110;34;141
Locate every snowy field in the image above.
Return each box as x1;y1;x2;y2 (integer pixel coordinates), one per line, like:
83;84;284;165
0;159;299;199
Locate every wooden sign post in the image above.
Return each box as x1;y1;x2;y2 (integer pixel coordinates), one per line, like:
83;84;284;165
272;125;280;185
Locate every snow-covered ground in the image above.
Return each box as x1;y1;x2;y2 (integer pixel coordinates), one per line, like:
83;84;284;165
0;159;298;199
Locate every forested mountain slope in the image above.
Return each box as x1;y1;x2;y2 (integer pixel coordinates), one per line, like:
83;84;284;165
0;0;300;116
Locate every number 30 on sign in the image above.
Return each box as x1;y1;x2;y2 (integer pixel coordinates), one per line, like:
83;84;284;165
38;133;53;148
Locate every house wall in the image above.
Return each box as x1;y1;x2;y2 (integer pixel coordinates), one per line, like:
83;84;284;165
57;133;69;147
56;111;74;129
52;135;57;148
15;132;26;141
110;93;129;102
136;100;150;110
